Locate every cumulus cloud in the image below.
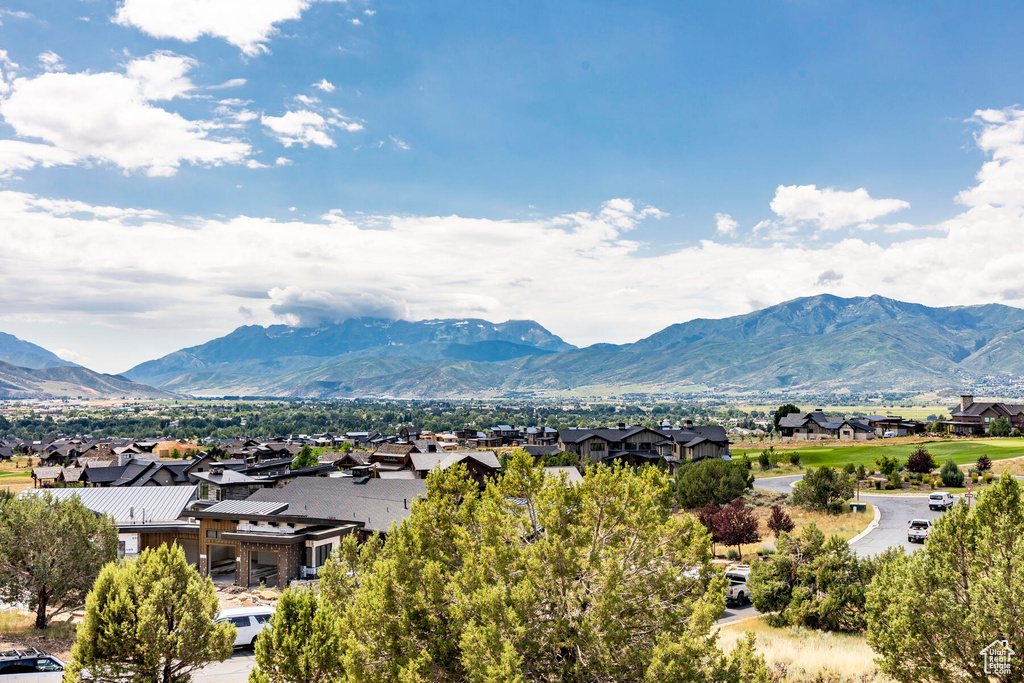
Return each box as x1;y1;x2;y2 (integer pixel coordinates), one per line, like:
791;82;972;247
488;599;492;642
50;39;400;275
313;79;335;92
770;184;910;230
262;108;363;147
0;53;251;176
714;212;738;237
113;0;340;56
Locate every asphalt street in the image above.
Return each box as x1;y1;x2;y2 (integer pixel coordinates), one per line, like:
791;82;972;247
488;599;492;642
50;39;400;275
193;651;256;683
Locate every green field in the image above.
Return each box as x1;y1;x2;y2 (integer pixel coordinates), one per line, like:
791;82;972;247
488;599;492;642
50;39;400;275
772;438;1024;469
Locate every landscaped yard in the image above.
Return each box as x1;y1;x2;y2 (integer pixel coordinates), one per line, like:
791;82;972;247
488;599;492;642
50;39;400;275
740;437;1024;472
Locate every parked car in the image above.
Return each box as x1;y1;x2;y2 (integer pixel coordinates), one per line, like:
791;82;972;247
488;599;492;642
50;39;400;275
724;565;751;606
907;519;933;543
217;606;275;648
0;650;65;682
929;492;955;511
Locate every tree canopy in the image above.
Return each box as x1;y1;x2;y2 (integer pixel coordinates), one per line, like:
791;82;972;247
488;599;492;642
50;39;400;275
791;467;854;514
64;543;235;683
675;458;754;509
0;492;118;629
253;453;771;683
772;404;800;431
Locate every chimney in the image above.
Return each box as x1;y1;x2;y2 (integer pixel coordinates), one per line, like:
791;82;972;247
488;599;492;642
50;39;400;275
961;394;974;412
684;420;693;428
617;422;626;430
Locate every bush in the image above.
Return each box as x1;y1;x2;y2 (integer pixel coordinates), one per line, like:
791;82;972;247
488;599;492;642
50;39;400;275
1013;428;1022;438
875;455;901;478
766;504;795;537
940;457;965;487
675;459;754;509
884;482;896;490
976;455;992;472
842;462;856;477
792;467;855;514
758;544;776;557
856;464;867;480
971;473;978;484
758;451;772;471
726;548;740;560
788;452;801;467
984;472;994;483
905;447;937;474
930;480;936;489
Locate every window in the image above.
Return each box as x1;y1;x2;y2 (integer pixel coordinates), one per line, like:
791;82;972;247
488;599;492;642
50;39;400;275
118;540;126;558
255;613;273;624
200;482;209;499
36;658;63;672
589;442;605;451
229;616;253;628
206;530;223;539
315;543;333;567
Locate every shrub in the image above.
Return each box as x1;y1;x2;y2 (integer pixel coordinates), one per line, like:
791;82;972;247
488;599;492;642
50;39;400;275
884;482;896;490
792;467;855;514
875;455;901;478
788;452;800;467
971;473;978;484
976;455;992;472
726;548;740;560
758;543;776;557
758;451;772;471
905;447;937;474
988;416;1012;437
715;498;762;556
842;462;856;477
1013;428;1022;438
856;464;867;480
930;480;936;489
984;472;994;483
675;459;754;509
766;504;795;537
940;457;965;487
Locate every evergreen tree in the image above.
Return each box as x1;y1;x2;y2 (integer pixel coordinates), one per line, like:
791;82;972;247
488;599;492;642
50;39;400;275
0;493;117;629
675;458;753;509
250;588;344;683
792;467;854;514
939;457;964;487
867;474;1024;681
63;543;235;683
292;444;319;469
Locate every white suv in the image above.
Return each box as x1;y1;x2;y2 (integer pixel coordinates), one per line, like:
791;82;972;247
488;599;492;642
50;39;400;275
0;650;65;682
217;606;275;648
908;519;933;543
929;492;955;511
724;565;751;606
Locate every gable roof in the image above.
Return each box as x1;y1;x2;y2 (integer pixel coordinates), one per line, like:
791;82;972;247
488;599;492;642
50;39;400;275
410;450;501;474
36;485;199;525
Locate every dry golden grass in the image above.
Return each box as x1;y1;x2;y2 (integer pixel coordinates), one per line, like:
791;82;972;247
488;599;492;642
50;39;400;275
0;476;33;495
990;455;1024;477
718;618;890;682
747;489;874;543
0;609;77;659
731;435;935;452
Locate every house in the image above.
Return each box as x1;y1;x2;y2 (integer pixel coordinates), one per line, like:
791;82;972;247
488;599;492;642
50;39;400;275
941;394;1024;436
35;486;201;562
370;443;419;475
777;410;834;440
558;425;674;467
524;427;558;446
31;466;61;488
189;467;266;502
192;476;427;587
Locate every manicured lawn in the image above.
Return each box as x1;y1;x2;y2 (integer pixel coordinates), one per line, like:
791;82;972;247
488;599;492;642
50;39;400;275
751;438;1024;470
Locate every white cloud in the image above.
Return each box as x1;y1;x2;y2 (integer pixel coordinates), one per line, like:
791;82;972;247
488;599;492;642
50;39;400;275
0;53;251;176
313;79;335;92
714;212;738;237
294;94;320;106
246;159;269;169
261;110;335;147
349;18;362;25
38;51;65;73
208;78;247;90
364;9;375;15
8;109;1024;373
770;184;910;230
0;140;78;177
113;0;343;56
390;135;410;150
275;156;293;166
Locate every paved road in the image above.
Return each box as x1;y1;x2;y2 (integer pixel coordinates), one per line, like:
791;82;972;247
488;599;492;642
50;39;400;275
753;474;950;557
193;651;255;683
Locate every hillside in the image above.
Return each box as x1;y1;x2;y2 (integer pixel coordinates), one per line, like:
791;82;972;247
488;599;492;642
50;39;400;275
0;332;78;370
0;360;176;399
112;295;1024;398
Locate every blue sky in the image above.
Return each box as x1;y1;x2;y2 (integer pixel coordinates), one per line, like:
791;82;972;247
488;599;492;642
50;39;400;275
2;1;1024;371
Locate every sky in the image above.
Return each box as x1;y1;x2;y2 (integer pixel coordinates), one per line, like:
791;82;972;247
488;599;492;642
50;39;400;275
3;1;1024;372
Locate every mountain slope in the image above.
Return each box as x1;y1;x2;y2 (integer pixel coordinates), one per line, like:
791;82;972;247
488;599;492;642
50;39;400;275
0;361;176;399
123;295;1024;397
0;332;78;370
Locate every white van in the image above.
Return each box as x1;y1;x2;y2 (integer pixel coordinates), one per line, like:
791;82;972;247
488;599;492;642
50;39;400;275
0;650;65;682
217;606;275;648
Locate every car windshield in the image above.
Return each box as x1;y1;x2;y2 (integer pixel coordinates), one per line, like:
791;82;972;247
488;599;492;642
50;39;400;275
725;573;746;583
929;494;943;500
910;521;930;529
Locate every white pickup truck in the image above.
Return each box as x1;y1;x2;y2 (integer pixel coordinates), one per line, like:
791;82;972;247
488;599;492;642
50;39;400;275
724;565;751;606
907;519;933;543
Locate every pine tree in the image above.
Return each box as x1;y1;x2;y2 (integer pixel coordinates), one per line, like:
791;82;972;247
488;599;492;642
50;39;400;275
250;588;344;683
63;543;235;683
0;493;117;629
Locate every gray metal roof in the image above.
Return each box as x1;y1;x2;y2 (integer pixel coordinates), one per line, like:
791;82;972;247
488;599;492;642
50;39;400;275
202;500;289;516
32;485;198;525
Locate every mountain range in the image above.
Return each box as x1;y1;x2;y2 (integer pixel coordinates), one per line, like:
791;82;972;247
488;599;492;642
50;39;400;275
5;294;1024;399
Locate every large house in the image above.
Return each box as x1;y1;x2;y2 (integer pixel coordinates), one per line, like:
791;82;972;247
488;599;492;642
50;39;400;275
556;422;729;471
941;394;1024;435
777;410;875;441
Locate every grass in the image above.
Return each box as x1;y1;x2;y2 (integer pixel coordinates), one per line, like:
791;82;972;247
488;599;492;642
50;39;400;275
718;618;888;682
736;437;1024;471
0;609;77;659
746;489;874;543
